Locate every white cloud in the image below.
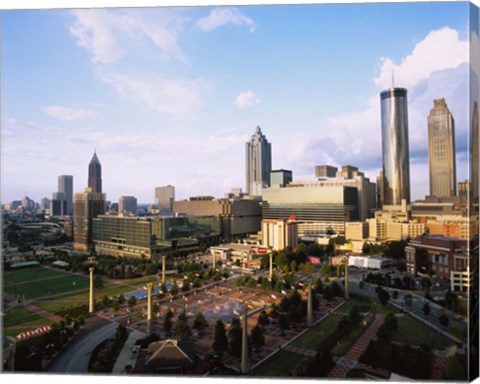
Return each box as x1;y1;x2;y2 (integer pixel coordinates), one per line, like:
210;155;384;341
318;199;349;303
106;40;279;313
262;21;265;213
374;27;468;89
99;71;206;118
233;91;262;108
196;8;255;33
43;106;95;121
69;8;187;64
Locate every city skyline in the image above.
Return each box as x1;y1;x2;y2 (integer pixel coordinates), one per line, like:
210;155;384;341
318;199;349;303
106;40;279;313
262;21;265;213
1;1;476;204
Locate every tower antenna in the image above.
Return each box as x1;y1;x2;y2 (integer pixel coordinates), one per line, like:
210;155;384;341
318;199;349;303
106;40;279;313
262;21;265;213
391;63;395;88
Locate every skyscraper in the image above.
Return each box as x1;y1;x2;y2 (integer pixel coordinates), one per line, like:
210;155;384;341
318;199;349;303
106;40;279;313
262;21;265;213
50;192;67;216
58;175;73;215
73;188;106;252
246;126;272;196
380;88;410;206
472;101;479;203
428;98;456;199
88;151;102;193
119;196;138;214
155;185;175;212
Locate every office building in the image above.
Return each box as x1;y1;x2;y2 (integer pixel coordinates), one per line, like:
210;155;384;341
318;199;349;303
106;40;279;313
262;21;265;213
88;151;102;193
428;99;456;198
73;188;106;252
58;175;74;215
93;215;220;259
261;216;298;251
40;197;50;211
270;169;292;187
262;183;359;237
174;195;262;240
246;126;272;196
405;234;478;293
380;88;410;207
50;192;67;217
119;196;138;214
155;185;175;212
315;165;338;178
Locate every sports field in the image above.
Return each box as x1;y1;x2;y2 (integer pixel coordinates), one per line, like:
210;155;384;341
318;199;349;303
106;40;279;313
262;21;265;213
4;268;90;299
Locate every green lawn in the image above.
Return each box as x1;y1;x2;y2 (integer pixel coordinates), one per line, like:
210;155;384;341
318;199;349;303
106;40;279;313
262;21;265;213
393;315;454;350
3;267;70;286
254;350;306;376
4;274;90;299
4;306;53;328
291;314;342;350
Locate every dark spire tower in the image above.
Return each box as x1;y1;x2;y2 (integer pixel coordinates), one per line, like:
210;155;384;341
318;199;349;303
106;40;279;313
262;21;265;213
88;151;102;193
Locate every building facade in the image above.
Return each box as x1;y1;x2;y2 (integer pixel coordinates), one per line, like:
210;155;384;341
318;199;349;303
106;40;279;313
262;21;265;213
88;152;102;193
428;98;456;199
270;169;292;187
174;196;262;240
50;192;67;217
246;126;272;196
73;188;106;252
155;185;175;213
261;216;298;251
58;175;73;215
405;234;478;292
119;196;138;214
380;88;411;207
315;165;337;178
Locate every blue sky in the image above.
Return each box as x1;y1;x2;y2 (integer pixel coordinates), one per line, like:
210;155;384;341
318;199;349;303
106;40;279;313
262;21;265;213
1;1;476;204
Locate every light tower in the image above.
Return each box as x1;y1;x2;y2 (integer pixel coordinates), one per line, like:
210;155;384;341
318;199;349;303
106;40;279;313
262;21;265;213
162;255;166;284
87;256;97;315
240;303;251;374
307;283;313;327
269;253;273;281
146;283;154;335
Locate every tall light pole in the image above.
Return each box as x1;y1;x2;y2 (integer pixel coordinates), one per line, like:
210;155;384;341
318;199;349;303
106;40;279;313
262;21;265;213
307;283;313;327
212;252;216;270
88;256;96;315
146;283;153;335
241;303;251;375
344;255;349;300
162;255;166;284
269;253;273;281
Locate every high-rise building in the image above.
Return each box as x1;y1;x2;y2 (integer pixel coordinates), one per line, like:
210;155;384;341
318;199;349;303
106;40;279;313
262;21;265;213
380;88;410;207
270;169;292;187
472;101;479;203
73;187;106;252
88;151;102;193
50;192;67;216
155;185;175;212
315;165;338;178
119;196;138;214
428;98;456;199
246;126;272;196
58;175;74;215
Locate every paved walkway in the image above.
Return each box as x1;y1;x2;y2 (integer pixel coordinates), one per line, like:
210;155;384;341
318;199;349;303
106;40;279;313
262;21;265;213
328;314;385;378
112;330;145;374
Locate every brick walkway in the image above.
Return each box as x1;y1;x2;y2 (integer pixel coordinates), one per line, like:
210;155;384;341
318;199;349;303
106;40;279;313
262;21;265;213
328;314;384;378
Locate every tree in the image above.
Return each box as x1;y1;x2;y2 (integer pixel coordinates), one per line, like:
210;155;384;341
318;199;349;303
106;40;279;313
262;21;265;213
164;308;173;335
444;290;458;312
212;320;228;353
228;317;242;357
176;318;192;340
289;260;297;272
439;313;449;327
423;302;431;317
404;293;413;307
421;277;432;292
392;290;399;300
336;316;352;337
115;324;128;344
323;285;334;301
170;282;179;296
193;312;208;334
127;296;137;309
125;265;133;279
330;281;342;297
250;324;265;350
445;354;466;380
314;278;323;294
257;310;270;328
278;313;289;331
320;263;330;277
384;312;398;331
118;294;126;306
376;286;390;306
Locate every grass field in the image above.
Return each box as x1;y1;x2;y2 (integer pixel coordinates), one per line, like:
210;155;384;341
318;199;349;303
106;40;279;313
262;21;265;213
393;315;453;350
291;314;342;350
3;267;69;286
254;350;306;376
4;274;90;299
4;306;53;328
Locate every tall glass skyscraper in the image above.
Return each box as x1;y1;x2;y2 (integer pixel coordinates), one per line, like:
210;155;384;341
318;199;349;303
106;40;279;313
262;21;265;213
380;88;411;206
88;151;102;193
58;175;73;215
428;98;456;199
246;126;272;196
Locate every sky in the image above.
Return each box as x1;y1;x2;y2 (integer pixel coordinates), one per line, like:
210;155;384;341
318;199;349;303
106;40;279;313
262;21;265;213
1;0;478;205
